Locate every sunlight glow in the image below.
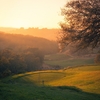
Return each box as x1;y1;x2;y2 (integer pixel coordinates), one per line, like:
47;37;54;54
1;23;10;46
0;0;68;28
7;19;26;28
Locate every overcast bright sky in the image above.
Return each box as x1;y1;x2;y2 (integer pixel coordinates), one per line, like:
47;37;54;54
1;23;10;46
0;0;68;28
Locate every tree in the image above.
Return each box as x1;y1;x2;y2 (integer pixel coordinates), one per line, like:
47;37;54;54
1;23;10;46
59;0;100;51
9;54;27;74
0;57;10;77
23;48;44;71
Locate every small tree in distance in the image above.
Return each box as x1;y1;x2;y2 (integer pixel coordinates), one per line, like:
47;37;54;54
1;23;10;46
59;0;100;51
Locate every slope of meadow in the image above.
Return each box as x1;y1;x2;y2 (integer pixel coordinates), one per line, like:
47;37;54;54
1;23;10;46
0;65;100;100
44;53;94;68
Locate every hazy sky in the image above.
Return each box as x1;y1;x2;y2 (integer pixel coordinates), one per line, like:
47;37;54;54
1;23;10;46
0;0;68;28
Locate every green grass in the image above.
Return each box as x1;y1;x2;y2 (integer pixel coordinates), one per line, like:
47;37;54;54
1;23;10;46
44;53;71;60
49;65;100;94
44;53;94;68
44;58;94;68
1;83;100;100
0;65;100;100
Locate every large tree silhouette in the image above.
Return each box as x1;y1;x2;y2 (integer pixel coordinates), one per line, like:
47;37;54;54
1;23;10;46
59;0;100;51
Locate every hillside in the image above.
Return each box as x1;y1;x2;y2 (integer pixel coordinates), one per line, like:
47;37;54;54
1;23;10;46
0;32;58;54
9;65;100;94
0;65;100;100
0;27;59;40
44;53;94;69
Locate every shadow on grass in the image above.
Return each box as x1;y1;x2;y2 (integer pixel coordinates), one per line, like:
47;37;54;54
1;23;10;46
1;72;100;100
0;72;37;85
55;85;100;98
0;80;100;100
56;86;82;92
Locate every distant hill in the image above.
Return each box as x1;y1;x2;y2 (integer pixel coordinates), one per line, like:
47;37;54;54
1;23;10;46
0;32;58;54
0;27;59;40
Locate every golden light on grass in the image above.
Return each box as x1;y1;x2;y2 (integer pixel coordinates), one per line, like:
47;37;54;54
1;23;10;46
11;65;100;94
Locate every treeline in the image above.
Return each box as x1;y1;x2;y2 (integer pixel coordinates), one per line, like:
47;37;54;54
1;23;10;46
0;27;59;40
0;32;59;78
0;48;44;78
0;32;58;55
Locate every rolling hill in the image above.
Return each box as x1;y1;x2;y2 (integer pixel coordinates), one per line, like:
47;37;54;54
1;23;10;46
0;65;100;100
0;32;58;55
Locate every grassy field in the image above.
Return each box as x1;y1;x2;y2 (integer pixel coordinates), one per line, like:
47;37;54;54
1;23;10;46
44;59;94;68
0;65;100;100
44;53;94;68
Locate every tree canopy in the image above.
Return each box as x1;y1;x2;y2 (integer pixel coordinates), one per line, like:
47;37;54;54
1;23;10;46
0;48;44;78
59;0;100;51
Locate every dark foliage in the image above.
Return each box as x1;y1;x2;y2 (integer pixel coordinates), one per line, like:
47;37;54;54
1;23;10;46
59;0;100;51
0;48;44;78
0;32;59;78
